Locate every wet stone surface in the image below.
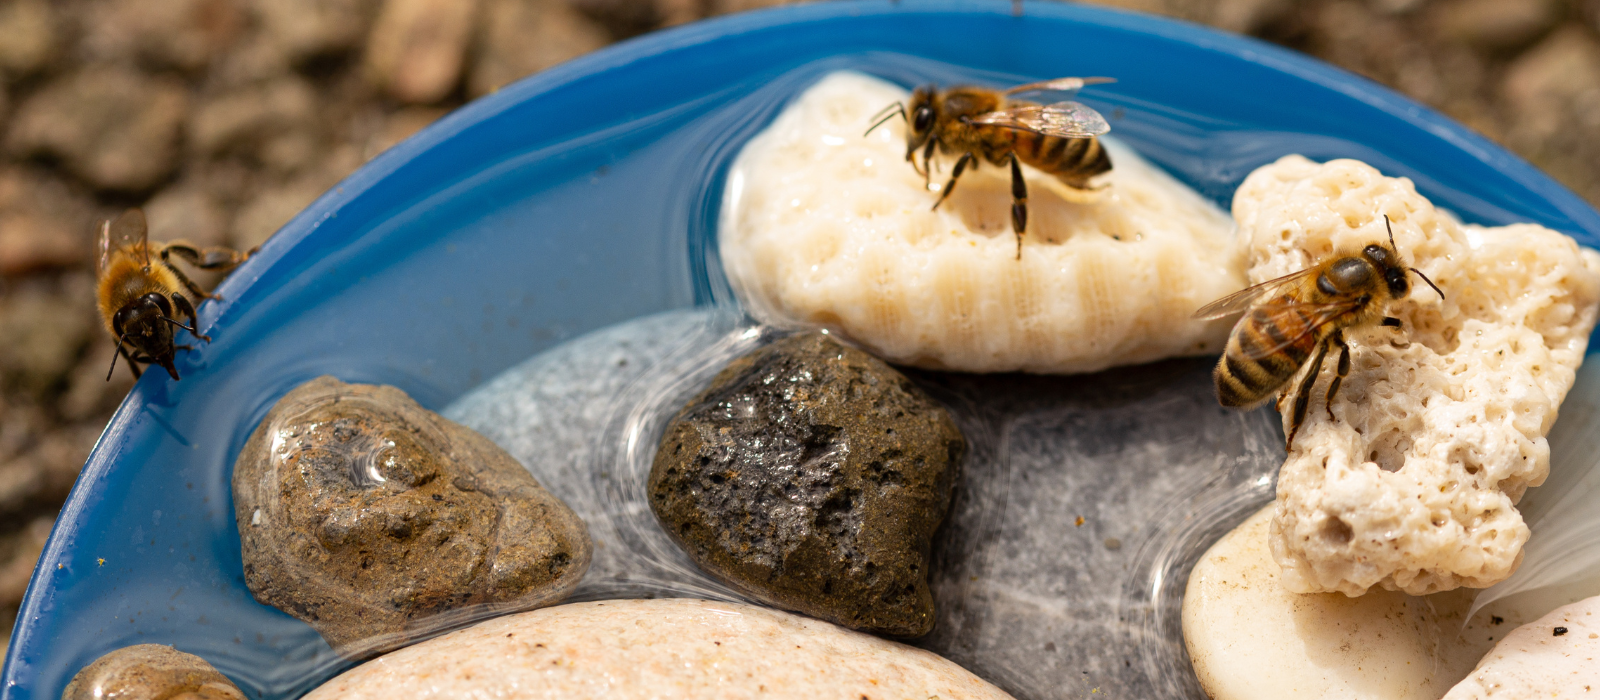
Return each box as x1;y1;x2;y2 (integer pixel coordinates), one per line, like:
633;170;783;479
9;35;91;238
650;332;964;637
62;644;245;700
446;309;1282;700
232;376;591;657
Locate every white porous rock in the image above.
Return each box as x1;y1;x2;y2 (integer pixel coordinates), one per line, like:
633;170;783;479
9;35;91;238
720;71;1243;374
1183;506;1501;700
1233;155;1600;595
1443;594;1600;699
302;598;1014;700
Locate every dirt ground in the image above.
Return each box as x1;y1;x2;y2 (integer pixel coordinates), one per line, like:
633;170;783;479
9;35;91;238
0;0;1595;651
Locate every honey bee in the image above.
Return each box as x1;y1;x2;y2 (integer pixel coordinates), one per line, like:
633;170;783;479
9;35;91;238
866;77;1115;259
96;208;255;381
1192;216;1444;448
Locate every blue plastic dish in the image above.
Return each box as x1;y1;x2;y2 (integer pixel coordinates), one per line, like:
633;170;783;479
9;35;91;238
9;1;1600;698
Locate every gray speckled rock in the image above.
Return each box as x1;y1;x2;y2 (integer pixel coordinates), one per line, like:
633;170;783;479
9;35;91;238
444;308;1283;700
63;644;244;700
234;377;591;658
650;332;962;637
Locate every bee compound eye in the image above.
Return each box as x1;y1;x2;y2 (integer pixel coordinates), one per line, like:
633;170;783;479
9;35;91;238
1387;269;1409;295
913;107;934;133
144;292;172;315
112;306;135;333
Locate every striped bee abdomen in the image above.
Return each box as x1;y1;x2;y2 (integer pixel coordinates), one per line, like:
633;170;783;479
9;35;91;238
1214;301;1323;408
1013;133;1112;185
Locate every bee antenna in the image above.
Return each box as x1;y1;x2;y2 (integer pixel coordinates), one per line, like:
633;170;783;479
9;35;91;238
106;334;127;382
1411;268;1445;300
864;102;906;137
1385;215;1444;300
158;315;201;334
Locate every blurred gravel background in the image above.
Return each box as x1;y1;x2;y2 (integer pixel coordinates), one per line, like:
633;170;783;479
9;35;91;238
0;0;1594;651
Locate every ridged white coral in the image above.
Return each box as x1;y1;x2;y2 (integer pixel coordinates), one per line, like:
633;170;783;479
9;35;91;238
1234;156;1600;595
719;71;1244;374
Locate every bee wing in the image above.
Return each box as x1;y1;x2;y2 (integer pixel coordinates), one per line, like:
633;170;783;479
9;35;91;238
99;208;151;274
1003;76;1115;96
1235;298;1365;361
967;102;1110;138
1191;267;1320;320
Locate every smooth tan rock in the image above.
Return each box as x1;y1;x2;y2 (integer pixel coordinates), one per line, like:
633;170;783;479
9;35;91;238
304;598;1014;700
62;644;245;700
1184;506;1515;700
1444;594;1600;699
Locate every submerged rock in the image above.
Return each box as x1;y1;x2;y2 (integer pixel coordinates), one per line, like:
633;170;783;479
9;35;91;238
650;332;964;637
63;645;244;700
233;376;590;657
444;309;1287;699
303;598;1015;700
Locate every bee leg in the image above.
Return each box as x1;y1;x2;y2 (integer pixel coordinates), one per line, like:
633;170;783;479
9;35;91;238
1381;316;1402;329
161;243;257;301
922;139;937;186
932;152;975;212
168;294;211;343
116;343;142;380
1324;330;1350;422
1286;337;1330;450
1010;153;1028;259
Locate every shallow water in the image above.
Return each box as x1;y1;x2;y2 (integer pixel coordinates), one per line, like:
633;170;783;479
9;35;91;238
445;308;1284;699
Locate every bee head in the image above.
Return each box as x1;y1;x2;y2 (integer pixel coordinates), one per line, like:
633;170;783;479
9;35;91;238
1361;243;1410;297
905;86;939;156
112;293;181;380
1372;215;1445;302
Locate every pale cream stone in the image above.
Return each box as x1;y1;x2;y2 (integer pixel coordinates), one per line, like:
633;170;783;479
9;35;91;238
1444;594;1600;699
1184;506;1530;700
1232;156;1600;595
719;71;1244;374
302;598;1014;700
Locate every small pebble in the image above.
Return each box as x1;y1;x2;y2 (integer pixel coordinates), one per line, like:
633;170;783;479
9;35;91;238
62;644;244;700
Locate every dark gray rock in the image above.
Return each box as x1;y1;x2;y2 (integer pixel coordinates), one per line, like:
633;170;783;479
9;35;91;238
444;309;762;605
233;376;591;657
446;309;1284;700
62;644;245;700
649;332;962;637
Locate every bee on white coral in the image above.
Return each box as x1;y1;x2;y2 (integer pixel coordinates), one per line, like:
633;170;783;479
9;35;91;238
868;77;1115;258
1193;216;1442;448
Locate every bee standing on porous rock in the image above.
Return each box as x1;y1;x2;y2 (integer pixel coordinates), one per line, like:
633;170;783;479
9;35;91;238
94;208;255;381
871;77;1114;259
1230;155;1600;597
1195;216;1443;448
